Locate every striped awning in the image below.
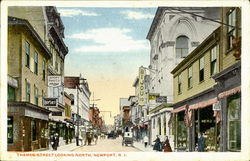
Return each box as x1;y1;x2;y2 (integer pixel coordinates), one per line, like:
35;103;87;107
189;97;218;110
218;86;241;99
171;105;186;113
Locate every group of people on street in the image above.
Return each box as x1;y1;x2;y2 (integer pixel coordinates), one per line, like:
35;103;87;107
153;135;172;152
50;133;59;151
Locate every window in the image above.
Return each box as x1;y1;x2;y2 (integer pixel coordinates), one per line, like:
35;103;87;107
158;117;161;135
42;90;44;105
8;85;16;101
188;66;193;88
55;56;58;72
25;41;30;68
8;117;14;144
178;75;182;94
34;51;38;75
26;80;30;102
227;8;236;50
176;36;189;58
199;57;204;82
164;115;166;135
153;118;155;129
34;86;38;105
42;60;46;81
228;94;241;151
31;120;37;141
211;45;218;75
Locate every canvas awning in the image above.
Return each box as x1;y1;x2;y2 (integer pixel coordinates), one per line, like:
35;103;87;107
189;97;218;110
171;105;186;113
218;86;241;99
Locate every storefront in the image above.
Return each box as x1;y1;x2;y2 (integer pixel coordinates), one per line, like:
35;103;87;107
8;102;50;151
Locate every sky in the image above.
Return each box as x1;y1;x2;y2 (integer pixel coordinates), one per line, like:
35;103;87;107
58;7;157;125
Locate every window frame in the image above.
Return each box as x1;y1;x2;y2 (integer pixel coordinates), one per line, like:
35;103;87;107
31;120;37;141
42;60;46;81
210;45;218;76
25;41;30;68
34;85;38;105
178;74;182;94
227;8;236;50
26;80;31;102
176;36;189;58
199;57;205;82
188;66;193;89
34;51;38;75
7;116;14;144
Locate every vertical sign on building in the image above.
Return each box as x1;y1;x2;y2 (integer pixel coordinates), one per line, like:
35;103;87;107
138;66;145;106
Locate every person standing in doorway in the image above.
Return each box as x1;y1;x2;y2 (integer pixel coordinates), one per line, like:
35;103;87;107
198;132;205;152
143;135;149;148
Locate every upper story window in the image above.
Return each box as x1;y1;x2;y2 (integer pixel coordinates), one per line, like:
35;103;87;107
25;41;30;68
199;57;205;82
176;36;189;58
34;86;38;105
42;60;46;81
34;51;38;75
188;66;193;89
178;74;182;94
26;80;31;102
211;45;218;76
227;8;236;50
8;85;16;101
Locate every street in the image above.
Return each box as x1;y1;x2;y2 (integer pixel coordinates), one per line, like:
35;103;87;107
72;136;141;152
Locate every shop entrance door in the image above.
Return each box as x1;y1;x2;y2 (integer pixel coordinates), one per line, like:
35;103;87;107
194;106;220;152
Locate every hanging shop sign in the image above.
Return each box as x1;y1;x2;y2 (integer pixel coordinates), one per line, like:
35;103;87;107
138;66;145;106
64;77;79;88
156;96;167;103
212;102;221;111
48;75;61;87
43;98;57;107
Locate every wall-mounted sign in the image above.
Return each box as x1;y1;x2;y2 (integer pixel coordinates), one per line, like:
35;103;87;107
156;96;167;103
64;77;79;88
48;76;61;87
213;102;221;111
138;66;145;106
43;98;57;107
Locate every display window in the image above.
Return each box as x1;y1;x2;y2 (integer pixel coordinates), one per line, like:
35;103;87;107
176;111;188;151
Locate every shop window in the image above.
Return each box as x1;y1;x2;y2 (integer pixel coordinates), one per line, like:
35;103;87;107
26;80;31;102
31;120;37;141
227;8;236;50
211;45;218;76
176;36;189;58
34;86;38;105
8;85;16;101
178;75;182;94
177;112;188;150
188;66;193;89
227;94;241;151
42;60;46;81
158;117;161;135
7;116;14;144
164;116;166;136
199;57;204;82
25;41;30;68
34;51;38;75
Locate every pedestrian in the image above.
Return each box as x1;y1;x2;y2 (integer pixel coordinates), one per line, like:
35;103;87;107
153;135;162;152
198;132;205;152
143;135;149;148
79;132;83;146
163;136;172;152
94;133;98;145
52;133;59;150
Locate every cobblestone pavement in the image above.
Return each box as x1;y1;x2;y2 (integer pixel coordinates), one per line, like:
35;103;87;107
72;136;141;152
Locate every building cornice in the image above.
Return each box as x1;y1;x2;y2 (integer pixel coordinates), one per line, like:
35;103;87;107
8;16;52;59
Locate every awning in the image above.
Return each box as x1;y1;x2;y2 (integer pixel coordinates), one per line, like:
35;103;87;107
189;97;218;110
218;86;241;99
171;105;186;113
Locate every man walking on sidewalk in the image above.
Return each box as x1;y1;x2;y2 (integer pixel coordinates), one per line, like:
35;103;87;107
143;135;149;148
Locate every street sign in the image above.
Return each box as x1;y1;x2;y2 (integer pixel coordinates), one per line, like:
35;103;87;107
213;102;221;111
43;98;57;107
156;96;167;103
48;75;61;87
138;66;145;106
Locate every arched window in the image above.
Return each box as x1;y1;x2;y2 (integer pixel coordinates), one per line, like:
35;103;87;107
176;36;189;58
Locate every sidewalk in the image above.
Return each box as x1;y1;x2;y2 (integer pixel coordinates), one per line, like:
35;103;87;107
133;141;155;152
44;142;81;152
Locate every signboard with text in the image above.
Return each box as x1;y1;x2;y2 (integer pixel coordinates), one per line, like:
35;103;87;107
156;96;167;103
138;66;145;106
64;77;80;88
43;98;57;107
48;75;61;87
